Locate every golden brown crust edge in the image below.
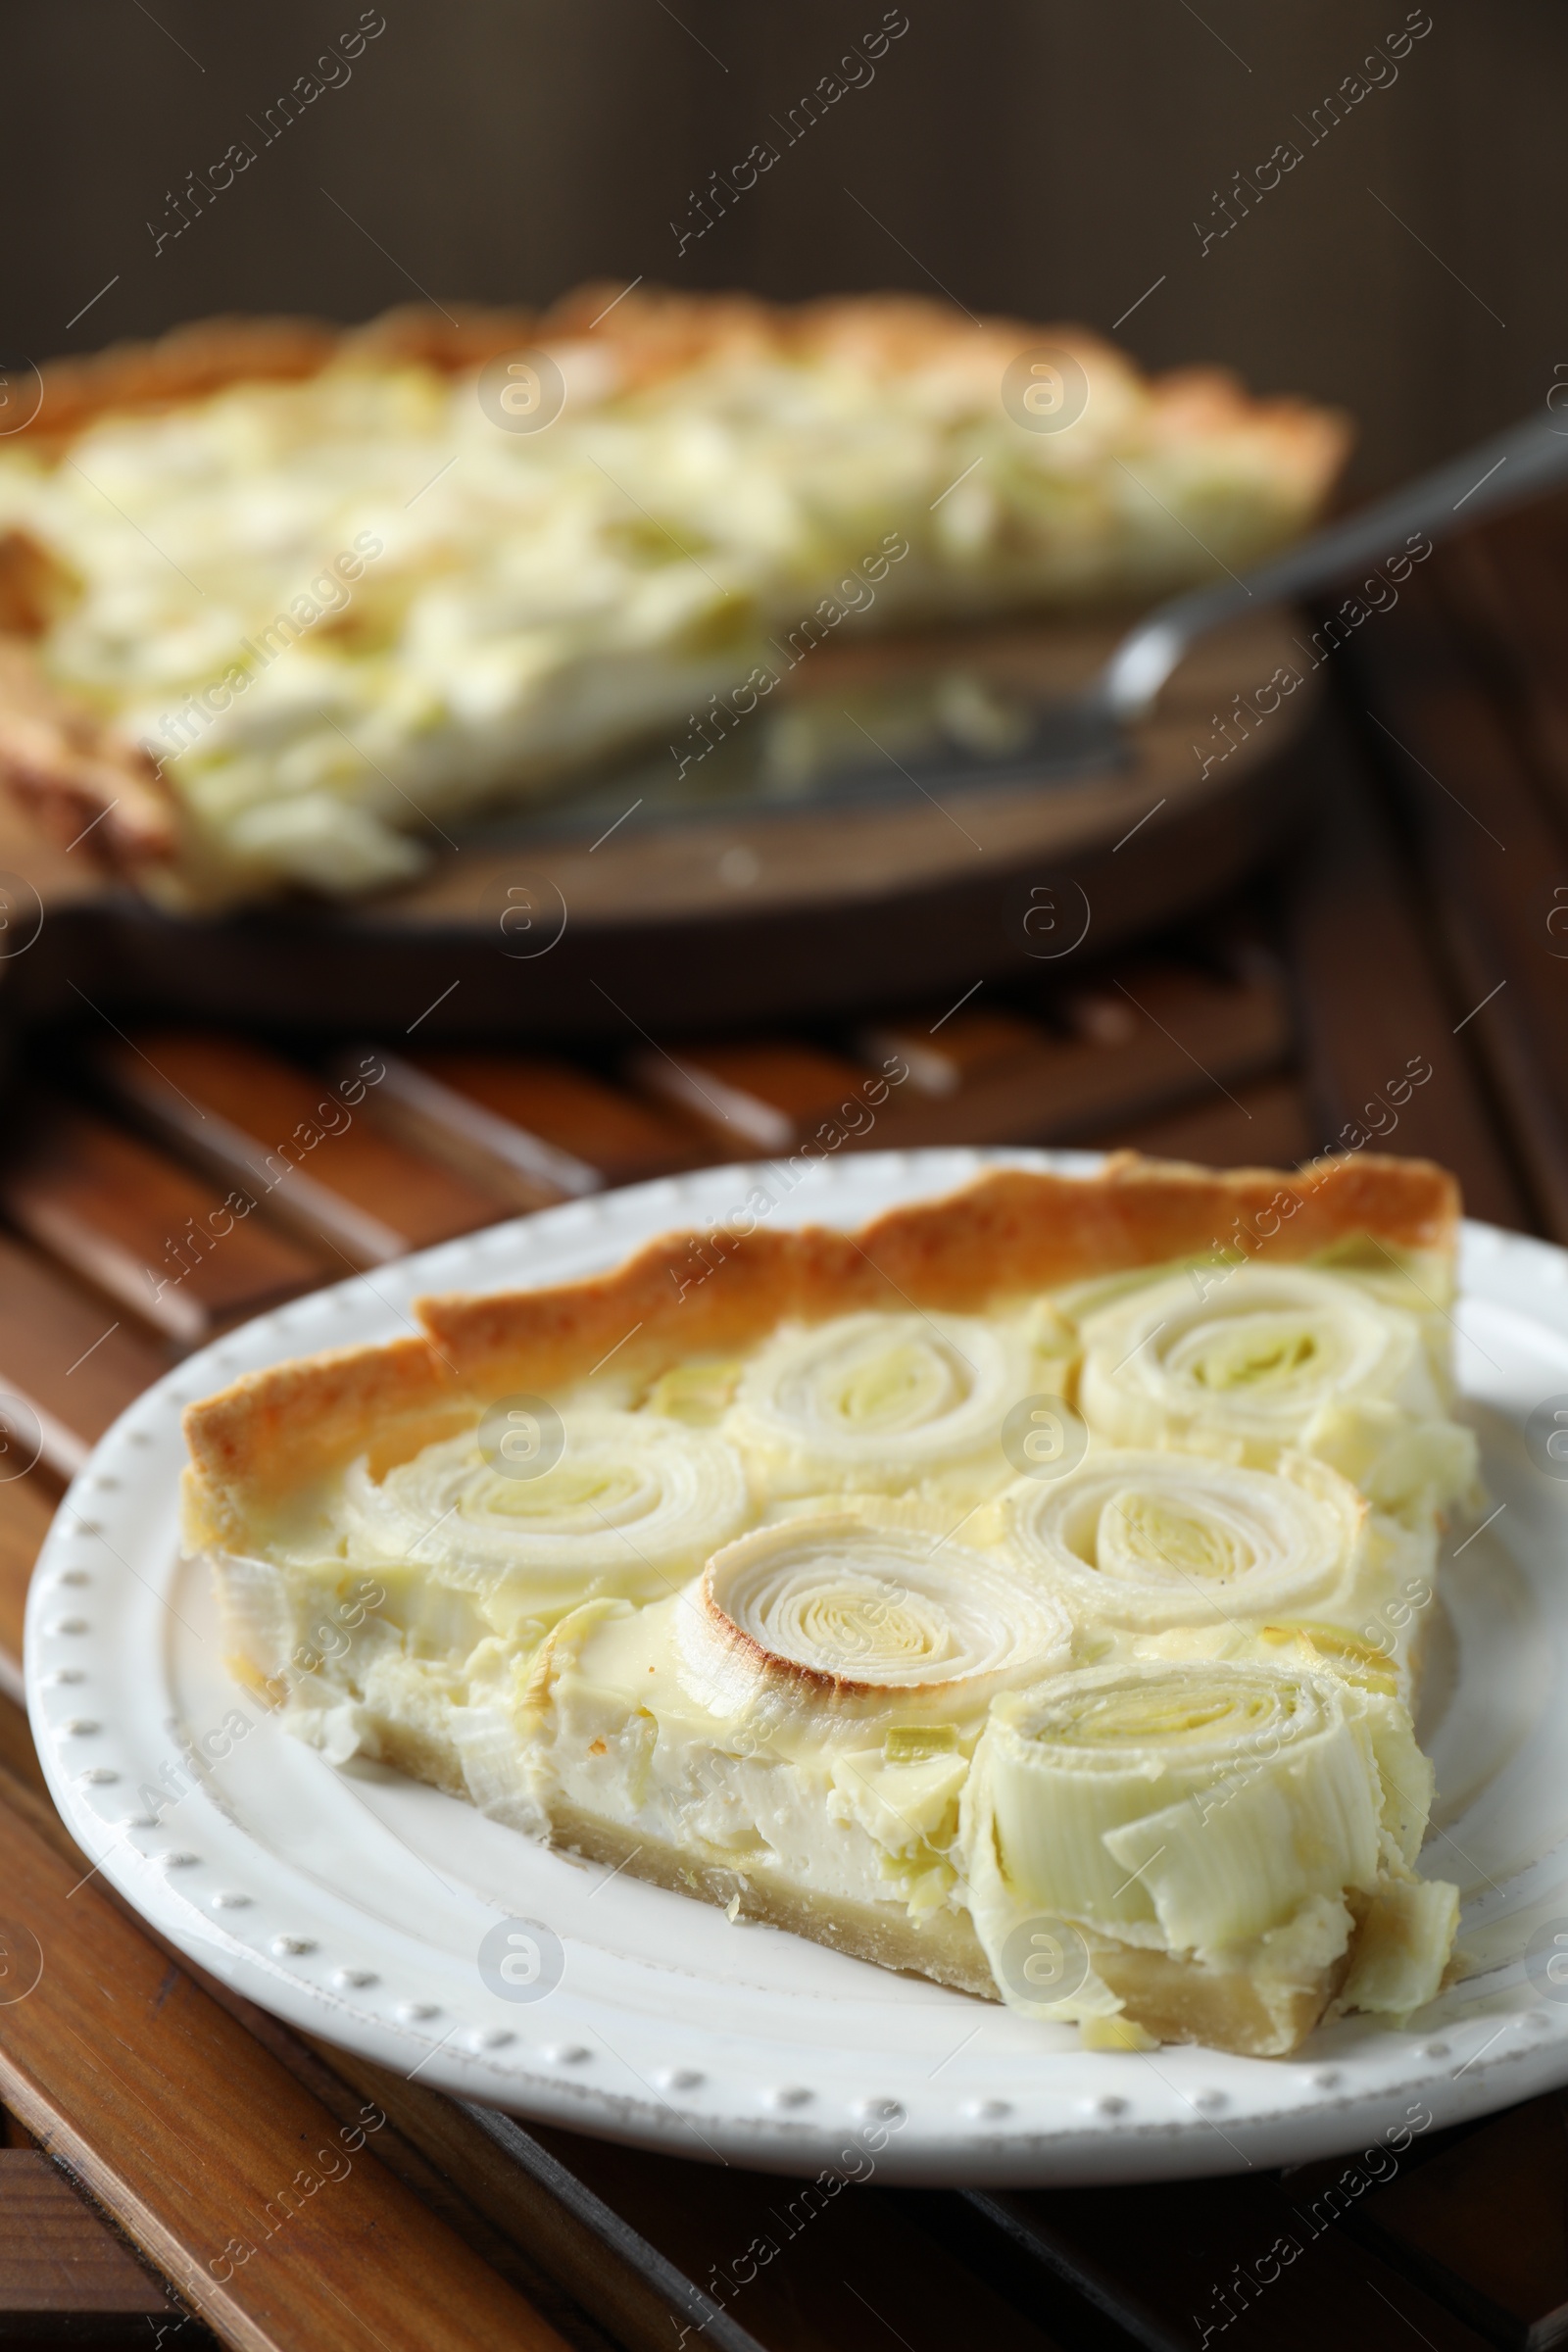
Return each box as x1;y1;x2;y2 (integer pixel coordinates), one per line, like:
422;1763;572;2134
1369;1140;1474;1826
180;1151;1459;1542
13;286;1348;465
0;638;181;869
416;1150;1458;1385
11;306;539;453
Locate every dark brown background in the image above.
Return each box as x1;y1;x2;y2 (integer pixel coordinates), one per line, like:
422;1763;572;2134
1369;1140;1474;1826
2;1;1559;489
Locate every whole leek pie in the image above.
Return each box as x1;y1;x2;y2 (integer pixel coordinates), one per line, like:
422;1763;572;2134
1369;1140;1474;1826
0;290;1347;906
183;1151;1474;2057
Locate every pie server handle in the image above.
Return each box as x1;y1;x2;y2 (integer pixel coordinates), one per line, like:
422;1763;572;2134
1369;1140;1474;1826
1096;404;1568;737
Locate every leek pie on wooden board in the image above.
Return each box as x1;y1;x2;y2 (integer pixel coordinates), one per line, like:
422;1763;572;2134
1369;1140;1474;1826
182;1151;1474;2058
0;290;1347;908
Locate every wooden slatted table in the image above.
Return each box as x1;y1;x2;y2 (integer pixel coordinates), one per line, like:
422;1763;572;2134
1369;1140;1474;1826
1;484;1566;2351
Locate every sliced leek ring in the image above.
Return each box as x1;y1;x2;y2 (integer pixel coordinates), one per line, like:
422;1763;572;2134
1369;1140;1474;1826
723;1310;1027;1494
338;1410;748;1635
965;1660;1404;1967
688;1514;1073;1708
1076;1265;1463;1497
1004;1449;1362;1633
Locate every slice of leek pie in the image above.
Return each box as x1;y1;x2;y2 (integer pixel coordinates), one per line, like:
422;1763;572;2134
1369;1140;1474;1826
182;1150;1472;2054
0;290;1348;906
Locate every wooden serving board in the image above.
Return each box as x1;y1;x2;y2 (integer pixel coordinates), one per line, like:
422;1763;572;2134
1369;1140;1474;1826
0;609;1314;1040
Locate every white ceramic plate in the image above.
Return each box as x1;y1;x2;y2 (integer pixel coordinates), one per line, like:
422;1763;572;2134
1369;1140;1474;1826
24;1148;1568;2184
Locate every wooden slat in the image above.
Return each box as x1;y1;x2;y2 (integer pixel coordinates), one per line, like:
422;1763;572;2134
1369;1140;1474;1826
337;1050;586;1210
0;2146;182;2332
1436;498;1568;839
1099;1073;1316;1169
1352;570;1568;1239
408;1050;707;1187
1284;706;1531;1229
1040;957;1292;1121
514;2118;1072;2352
628;1038;873;1152
0;1721;629;2342
0;1697;613;2350
1351;2089;1568;2350
434;2102;771;2352
295;2053;707;2352
307;2041;1072;2352
946;2171;1494;2352
855;1006;1050;1097
1055;985;1143;1047
0;1789;577;2352
0;1107;322;1348
0;1679;688;2352
853;958;1291;1153
0;1470;57;1698
124;1933;620;2352
94;1034;509;1264
0;1679;51;1808
0;1232;168;1476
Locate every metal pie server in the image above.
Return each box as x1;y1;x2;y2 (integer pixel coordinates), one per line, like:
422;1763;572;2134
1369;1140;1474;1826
1030;400;1568;784
501;403;1568;840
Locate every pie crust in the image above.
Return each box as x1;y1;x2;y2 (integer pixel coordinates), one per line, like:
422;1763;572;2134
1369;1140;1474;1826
184;1149;1457;1530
